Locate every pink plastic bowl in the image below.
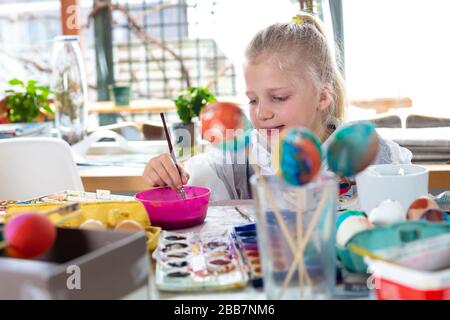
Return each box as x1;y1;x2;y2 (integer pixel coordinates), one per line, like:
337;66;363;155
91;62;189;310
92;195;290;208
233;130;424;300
135;186;211;230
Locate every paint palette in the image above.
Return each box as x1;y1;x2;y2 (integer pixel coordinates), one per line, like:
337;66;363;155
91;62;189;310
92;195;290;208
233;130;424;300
154;230;248;291
231;223;263;288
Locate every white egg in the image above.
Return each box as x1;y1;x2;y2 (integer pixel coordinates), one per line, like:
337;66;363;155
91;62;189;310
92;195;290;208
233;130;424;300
80;219;106;230
114;219;144;233
368;199;406;227
336;216;372;247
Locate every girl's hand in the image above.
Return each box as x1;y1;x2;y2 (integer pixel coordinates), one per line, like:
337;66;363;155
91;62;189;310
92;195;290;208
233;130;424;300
142;153;190;190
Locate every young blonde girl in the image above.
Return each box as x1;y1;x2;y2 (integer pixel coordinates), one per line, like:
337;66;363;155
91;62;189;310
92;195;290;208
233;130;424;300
143;12;411;201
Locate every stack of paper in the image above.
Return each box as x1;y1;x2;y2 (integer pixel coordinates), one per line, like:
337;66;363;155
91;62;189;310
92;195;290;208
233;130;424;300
0;122;52;139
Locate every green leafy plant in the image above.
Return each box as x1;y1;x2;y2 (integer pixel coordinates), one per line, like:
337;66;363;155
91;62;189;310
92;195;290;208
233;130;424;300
174;86;216;125
3;79;53;123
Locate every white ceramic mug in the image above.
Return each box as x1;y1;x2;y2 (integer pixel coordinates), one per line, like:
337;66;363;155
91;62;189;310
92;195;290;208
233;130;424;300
355;164;429;213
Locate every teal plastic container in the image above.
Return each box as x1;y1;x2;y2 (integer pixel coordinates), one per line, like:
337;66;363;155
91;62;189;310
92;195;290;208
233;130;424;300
337;221;450;273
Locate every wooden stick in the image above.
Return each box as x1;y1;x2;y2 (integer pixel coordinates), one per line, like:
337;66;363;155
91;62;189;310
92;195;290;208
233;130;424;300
295;189;314;296
249;163;297;254
296;189;304;297
278;187;330;299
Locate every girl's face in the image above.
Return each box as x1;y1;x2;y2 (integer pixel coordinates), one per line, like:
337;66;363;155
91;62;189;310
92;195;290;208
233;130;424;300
244;57;330;140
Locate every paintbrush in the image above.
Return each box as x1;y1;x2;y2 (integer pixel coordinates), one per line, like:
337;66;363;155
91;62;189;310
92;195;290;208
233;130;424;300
348;244;396;265
160;112;187;200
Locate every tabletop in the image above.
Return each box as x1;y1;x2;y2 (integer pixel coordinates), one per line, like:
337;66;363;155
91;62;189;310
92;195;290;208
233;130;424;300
79;162;450;193
87;99;175;114
124;200;265;300
123;200;371;300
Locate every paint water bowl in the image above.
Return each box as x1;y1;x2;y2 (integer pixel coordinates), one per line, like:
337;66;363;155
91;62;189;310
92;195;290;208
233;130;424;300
355;164;429;214
135;186;211;230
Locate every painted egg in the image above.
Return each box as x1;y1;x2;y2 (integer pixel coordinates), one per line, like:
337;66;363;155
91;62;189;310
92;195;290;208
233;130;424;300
273;127;322;186
326;122;379;177
420;208;449;222
336;210;366;230
5;212;56;258
80;219;106;230
368;199;406;227
200;102;251;151
407;196;439;220
114;219;144;233
339;177;352;195
336;215;373;247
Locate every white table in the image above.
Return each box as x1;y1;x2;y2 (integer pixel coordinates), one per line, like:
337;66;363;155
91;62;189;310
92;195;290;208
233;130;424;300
125;201;372;300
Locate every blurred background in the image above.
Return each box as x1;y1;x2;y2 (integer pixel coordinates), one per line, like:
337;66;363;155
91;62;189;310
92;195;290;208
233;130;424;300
1;0;450;194
1;0;450;126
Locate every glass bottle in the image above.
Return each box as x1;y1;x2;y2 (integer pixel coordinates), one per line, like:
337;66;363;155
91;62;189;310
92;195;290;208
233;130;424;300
51;35;87;145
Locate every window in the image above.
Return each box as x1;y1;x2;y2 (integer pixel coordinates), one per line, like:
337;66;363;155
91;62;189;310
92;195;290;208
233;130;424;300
344;0;450;118
0;0;302;102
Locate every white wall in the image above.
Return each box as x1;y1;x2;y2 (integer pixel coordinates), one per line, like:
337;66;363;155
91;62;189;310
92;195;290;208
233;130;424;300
344;0;450;117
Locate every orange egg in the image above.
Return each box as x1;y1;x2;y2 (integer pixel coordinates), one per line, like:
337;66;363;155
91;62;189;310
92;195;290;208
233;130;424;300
200;102;246;144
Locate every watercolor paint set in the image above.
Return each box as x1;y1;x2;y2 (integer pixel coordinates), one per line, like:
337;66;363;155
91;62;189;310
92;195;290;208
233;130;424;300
231;223;263;288
153;230;248;291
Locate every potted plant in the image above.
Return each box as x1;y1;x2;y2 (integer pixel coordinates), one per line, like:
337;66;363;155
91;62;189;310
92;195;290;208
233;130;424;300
173;86;216;149
1;79;54;124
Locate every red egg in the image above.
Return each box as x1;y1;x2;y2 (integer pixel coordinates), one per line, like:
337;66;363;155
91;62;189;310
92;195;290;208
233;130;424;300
406;196;440;220
5;212;57;258
200;102;247;144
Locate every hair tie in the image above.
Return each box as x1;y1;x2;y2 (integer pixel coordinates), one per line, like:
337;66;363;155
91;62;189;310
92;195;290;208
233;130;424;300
292;15;305;26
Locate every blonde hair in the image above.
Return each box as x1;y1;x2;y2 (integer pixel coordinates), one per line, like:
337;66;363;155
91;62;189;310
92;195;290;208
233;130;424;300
245;11;346;141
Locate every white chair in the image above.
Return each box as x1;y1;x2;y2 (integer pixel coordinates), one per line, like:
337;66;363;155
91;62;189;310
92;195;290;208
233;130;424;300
0;137;84;200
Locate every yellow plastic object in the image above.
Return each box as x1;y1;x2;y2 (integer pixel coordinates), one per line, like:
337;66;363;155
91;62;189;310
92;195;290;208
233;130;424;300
5;201;161;252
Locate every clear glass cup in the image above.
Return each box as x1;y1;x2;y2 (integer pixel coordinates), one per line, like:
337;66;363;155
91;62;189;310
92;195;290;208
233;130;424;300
250;172;338;299
51;35;88;145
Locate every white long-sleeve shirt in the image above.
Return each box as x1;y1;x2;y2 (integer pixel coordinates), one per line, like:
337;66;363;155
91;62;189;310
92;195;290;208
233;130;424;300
186;128;412;201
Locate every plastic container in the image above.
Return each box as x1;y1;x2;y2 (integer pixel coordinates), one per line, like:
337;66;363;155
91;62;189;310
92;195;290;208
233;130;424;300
366;234;450;300
135;186;211;230
250;173;338;299
337;221;450;273
6;201;160;252
369;262;450;300
355;164;428;213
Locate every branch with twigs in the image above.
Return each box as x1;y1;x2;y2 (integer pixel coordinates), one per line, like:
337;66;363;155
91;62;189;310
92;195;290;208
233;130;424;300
205;63;233;91
0;48;51;73
2;0;235;98
134;1;178;22
86;0;191;89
